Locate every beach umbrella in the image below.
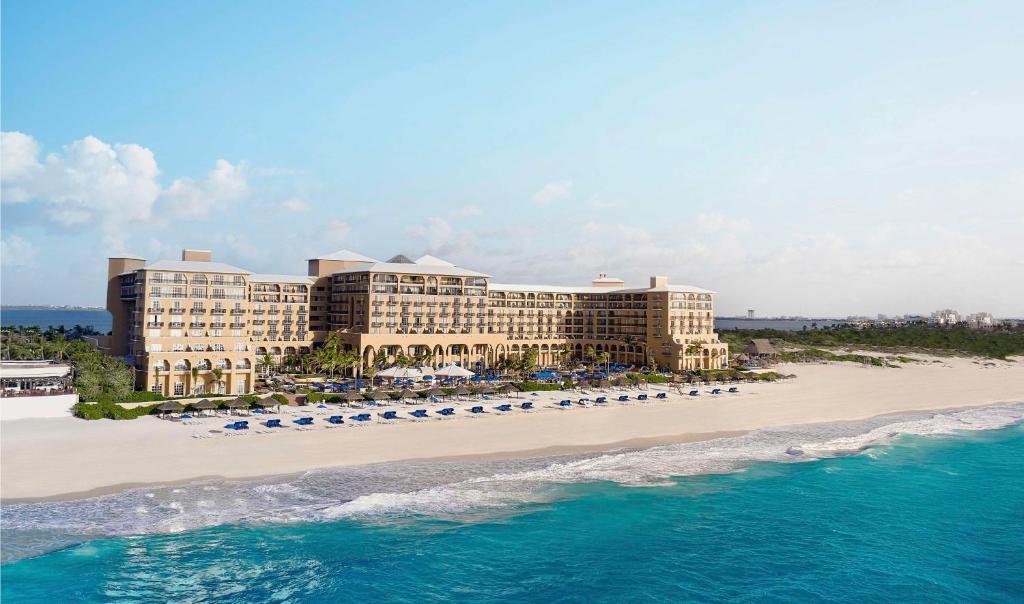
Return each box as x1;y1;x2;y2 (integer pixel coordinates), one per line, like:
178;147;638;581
343;390;365;405
191;398;217;410
399;388;418;402
252;397;277;408
157;401;185;414
479;384;495;395
227;398;251;409
434;364;475;378
454;385;471;397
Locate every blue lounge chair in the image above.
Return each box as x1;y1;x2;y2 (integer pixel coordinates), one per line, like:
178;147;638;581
381;410;399;420
558;400;572;408
294;417;313;426
728;387;739;393
617;395;629;402
520;402;534;410
495;404;512;412
266;418;283;428
595;396;607;404
711;388;722;395
655;392;667;399
437;408;456;417
410;409;429;419
327;416;344;425
637;394;648;401
689;390;699;396
468;406;485;414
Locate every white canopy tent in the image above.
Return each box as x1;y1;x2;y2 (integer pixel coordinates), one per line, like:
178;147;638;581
377;367;424;380
433;364;475;378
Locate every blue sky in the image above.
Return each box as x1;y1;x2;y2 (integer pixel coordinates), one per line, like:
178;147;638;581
2;1;1022;316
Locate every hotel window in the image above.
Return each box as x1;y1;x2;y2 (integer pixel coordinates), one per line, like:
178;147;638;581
170;330;182;338
148;329;161;337
190;329;203;337
151;384;162;393
235;383;246;394
148;343;163;352
234;343;246;351
211;329;223;337
151;286;163;298
174;382;184;396
213;344;225;351
231;329;243;337
172;343;184;351
192;287;206;298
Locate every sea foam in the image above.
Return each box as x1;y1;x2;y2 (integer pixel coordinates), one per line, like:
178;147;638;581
3;402;1022;561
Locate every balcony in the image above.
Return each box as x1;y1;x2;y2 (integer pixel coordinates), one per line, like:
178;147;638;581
191;308;206;314
211;322;226;329
189;322;206;328
146;322;164;328
169;322;185;328
211;308;226;314
170;308;185;315
230;308;245;315
146;307;165;313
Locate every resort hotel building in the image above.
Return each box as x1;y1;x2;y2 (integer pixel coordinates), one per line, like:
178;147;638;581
106;249;728;396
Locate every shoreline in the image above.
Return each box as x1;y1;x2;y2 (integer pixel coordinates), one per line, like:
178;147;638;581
3;355;1023;503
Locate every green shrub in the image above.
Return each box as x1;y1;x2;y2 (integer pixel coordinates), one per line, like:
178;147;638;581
72;400;162;420
514;381;563;391
271;393;288;405
306;392;324;403
325;394;344;404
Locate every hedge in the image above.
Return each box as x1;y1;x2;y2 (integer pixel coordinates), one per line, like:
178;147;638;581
514;381;564;391
73;401;163;420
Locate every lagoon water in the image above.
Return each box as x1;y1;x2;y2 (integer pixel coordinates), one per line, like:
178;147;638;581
2;404;1023;602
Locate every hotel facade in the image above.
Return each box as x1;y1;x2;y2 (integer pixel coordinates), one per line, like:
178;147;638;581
107;249;728;396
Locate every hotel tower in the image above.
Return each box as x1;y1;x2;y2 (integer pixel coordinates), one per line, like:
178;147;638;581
106;249;728;395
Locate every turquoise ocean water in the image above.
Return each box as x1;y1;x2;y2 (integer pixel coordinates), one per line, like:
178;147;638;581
3;404;1023;602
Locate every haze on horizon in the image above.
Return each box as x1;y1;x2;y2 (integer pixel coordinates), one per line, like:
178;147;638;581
1;1;1022;317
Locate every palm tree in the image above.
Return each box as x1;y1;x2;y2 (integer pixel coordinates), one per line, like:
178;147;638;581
51;335;70;362
211;367;224;394
597;351;610;374
584;344;596;364
685;342;703;371
190;366;200;394
261;353;275;376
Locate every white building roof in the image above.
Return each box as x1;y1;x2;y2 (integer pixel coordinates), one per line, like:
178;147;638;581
142;259;250;274
0;361;73;379
414;254;456;267
332;262;489;278
250;274;315;284
489;283;715;295
311;249;379;263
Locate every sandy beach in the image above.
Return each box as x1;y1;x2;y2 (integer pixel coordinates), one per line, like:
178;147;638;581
3;354;1023;502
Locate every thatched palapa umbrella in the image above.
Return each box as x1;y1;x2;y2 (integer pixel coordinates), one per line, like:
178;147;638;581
191;398;217;410
454;385;471;398
344;390;365;406
227;398;251;413
157;400;185;416
399;388;418;403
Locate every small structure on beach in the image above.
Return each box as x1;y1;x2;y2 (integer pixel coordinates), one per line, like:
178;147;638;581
0;361;78;420
744;339;781;361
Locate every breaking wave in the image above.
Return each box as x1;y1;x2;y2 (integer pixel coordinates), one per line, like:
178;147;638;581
3;402;1022;562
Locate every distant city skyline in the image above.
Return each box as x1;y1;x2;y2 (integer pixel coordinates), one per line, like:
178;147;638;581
2;1;1023;316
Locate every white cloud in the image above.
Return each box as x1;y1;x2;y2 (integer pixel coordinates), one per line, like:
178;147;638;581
281;197;310;212
320;220;351;242
1;132;250;251
0;234;37;268
157;159;249;219
531;180;573;205
695;212;753;233
406;217;479;258
451;204;482;218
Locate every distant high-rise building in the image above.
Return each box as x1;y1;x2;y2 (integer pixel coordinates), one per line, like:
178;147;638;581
747;309;755;319
929;309;961;325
